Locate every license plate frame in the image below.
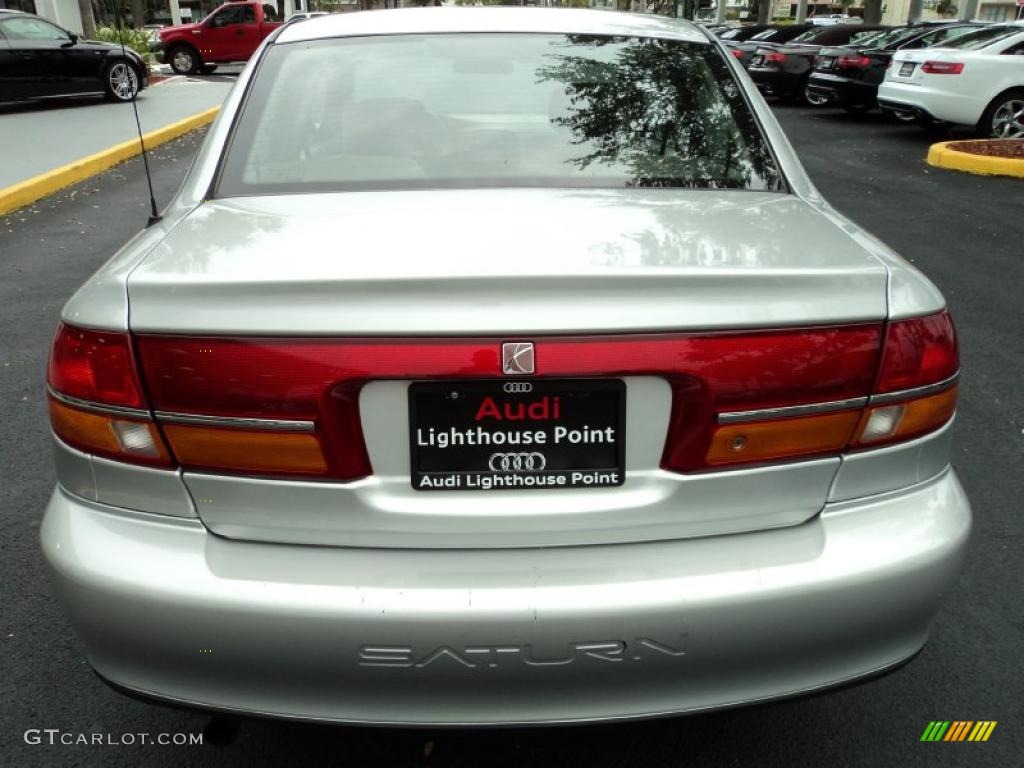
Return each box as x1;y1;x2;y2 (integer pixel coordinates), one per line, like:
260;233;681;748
408;378;626;492
899;61;916;77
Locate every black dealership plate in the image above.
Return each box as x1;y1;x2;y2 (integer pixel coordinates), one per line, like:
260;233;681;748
409;379;625;492
899;62;916;77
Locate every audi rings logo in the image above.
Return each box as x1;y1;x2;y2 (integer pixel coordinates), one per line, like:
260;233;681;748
488;452;547;472
503;382;533;394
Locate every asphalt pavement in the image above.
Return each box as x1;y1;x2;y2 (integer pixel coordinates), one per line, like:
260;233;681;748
1;105;1022;768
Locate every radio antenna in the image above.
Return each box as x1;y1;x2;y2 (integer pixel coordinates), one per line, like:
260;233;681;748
111;1;162;227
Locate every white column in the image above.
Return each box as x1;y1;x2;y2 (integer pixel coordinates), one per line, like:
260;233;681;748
169;0;182;26
906;0;923;22
284;0;295;19
62;0;84;34
40;0;61;26
795;0;808;22
715;0;728;22
957;0;978;20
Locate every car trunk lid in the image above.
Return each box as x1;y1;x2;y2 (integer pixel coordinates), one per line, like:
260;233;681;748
127;189;889;548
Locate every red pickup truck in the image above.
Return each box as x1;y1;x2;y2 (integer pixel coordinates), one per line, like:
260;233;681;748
156;1;283;75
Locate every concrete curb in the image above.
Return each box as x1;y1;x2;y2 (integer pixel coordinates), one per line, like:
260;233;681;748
0;106;220;217
927;140;1024;180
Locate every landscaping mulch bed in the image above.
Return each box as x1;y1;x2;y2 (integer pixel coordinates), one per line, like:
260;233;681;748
950;139;1024;160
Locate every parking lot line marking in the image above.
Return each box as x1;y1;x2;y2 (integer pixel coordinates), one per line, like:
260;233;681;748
0;106;220;217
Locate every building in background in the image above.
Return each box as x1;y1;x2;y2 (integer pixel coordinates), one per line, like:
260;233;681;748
0;0;83;32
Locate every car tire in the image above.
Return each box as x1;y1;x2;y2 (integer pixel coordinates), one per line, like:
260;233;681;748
200;64;219;75
103;60;140;102
979;88;1024;139
804;82;829;108
168;45;200;76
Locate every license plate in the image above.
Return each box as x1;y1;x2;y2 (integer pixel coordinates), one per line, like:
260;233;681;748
818;56;835;70
409;379;625;492
899;62;916;77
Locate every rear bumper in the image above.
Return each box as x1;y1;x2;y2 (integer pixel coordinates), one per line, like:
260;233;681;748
877;82;984;128
748;68;799;97
877;97;939;124
807;74;877;107
41;470;970;725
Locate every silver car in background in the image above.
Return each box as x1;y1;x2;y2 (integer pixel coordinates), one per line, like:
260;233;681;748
41;9;970;725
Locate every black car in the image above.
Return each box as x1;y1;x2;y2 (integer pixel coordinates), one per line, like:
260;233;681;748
806;22;987;113
0;11;148;105
747;24;888;104
725;24;814;69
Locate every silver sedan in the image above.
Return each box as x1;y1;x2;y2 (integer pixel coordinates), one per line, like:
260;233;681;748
41;8;969;726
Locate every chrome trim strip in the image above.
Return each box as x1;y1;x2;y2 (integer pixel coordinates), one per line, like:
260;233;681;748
718;397;868;425
869;372;959;406
154;411;316;433
717;371;960;424
46;386;151;419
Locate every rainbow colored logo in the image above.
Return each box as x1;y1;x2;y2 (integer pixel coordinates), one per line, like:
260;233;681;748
921;721;997;742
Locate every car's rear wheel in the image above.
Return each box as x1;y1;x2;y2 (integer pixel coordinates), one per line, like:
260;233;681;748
981;89;1024;139
103;61;139;102
168;45;200;76
200;64;219;75
804;82;829;107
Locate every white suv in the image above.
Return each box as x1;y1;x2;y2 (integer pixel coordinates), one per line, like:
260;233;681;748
878;24;1024;137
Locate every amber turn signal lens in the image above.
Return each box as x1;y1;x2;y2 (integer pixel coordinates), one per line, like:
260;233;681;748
162;424;328;476
48;398;172;467
852;385;958;447
706;410;862;466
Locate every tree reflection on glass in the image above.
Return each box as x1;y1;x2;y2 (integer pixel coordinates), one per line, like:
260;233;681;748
537;36;781;190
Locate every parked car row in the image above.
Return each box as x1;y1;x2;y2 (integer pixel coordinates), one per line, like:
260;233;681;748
717;20;1024;138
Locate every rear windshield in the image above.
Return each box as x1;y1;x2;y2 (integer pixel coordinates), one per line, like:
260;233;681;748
940;26;1021;50
879;25;938;49
791;27;831;43
217;34;783;195
901;24;978;49
718;27;758;41
852;28;893;47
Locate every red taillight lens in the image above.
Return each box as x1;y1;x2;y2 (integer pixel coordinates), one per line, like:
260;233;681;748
47;323;174;468
136;325;882;478
123;313;957;480
764;51;787;64
48;323;144;408
837;54;871;69
731;49;745;58
874;311;958;394
850;311;959;449
921;61;964;75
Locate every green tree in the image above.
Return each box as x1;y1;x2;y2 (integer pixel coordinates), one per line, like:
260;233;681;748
535;36;774;187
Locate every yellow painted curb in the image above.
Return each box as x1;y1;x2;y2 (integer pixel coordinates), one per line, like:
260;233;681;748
927;140;1024;179
0;106;220;216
